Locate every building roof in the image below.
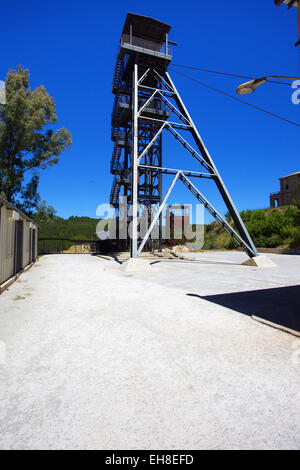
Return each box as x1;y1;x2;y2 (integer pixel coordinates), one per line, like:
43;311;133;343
279;171;300;179
122;13;171;44
0;196;38;225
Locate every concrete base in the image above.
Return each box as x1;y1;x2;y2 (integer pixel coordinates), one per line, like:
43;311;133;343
242;255;277;268
121;258;151;273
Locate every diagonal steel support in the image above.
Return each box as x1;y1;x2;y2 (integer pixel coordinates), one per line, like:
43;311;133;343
166;125;215;174
138;89;159;116
157;90;190;126
179;173;255;257
137;172;181;256
138;68;151;85
138;122;167;161
153;69;174;93
164;71;258;258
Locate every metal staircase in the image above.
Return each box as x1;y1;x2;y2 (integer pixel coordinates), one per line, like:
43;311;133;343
110;143;122;174
112;57;124;94
110;176;122;207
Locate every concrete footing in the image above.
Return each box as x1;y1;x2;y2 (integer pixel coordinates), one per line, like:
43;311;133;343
242;255;277;268
121;258;151;273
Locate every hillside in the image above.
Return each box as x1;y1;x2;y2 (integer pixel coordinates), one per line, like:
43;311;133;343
202;206;300;250
33;215;101;240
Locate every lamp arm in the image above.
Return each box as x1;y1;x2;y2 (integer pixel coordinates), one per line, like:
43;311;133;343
266;75;300;80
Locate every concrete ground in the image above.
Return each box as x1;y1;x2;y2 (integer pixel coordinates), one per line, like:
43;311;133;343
0;252;299;450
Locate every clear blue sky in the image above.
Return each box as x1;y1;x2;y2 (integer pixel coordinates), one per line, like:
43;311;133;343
1;0;299;222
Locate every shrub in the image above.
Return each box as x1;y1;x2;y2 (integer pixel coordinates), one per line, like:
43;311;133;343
247;209;293;246
226;238;237;250
289;227;300;249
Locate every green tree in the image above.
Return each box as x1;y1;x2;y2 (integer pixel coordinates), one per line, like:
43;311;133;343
0;65;71;212
224;211;232;222
32;200;57;223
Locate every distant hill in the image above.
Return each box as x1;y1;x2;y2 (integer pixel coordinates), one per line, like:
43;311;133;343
34;215;102;240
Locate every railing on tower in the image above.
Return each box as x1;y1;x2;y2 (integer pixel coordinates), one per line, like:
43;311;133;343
120;34;172;58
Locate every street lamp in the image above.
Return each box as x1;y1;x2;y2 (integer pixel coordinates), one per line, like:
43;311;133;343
236;75;300;95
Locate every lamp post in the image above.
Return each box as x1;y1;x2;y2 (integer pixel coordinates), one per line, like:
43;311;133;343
236;75;300;95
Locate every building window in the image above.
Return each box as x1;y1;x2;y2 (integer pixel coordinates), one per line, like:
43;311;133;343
286;183;289;190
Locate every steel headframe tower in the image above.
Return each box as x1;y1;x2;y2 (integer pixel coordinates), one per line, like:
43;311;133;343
110;13;258;259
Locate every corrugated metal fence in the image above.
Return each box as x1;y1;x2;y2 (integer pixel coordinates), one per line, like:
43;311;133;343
0;197;38;287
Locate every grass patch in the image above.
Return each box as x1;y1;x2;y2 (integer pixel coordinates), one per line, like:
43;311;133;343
13;295;26;301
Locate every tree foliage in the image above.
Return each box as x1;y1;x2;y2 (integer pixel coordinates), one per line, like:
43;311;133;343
33;200;57;223
34;214;101;240
0;65;71;212
206;206;300;250
241;207;298;248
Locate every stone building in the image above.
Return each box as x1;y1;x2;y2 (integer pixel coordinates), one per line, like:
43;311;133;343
270;171;300;208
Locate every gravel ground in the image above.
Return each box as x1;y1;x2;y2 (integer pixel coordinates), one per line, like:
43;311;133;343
0;253;299;450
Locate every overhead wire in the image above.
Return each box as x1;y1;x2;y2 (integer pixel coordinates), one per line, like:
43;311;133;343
172;64;293;86
169;68;300;129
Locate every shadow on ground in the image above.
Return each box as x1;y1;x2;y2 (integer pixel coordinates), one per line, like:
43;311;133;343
187;285;300;332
